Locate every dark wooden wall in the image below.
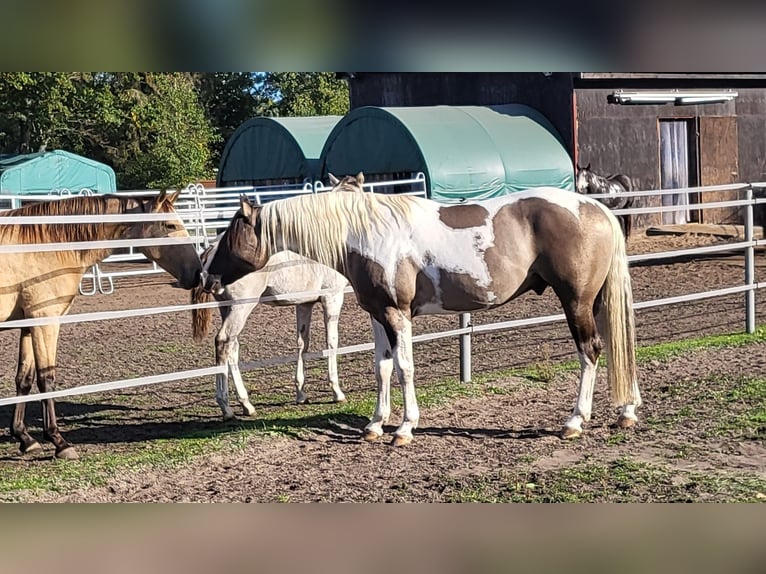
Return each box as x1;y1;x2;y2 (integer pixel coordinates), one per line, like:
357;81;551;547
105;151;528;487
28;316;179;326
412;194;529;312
575;88;766;227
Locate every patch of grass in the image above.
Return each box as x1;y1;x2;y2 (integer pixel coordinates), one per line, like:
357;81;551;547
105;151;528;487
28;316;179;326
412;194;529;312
708;377;766;440
441;456;766;503
0;376;480;499
154;342;196;354
650;375;765;440
0;431;244;497
636;327;766;363
500;328;766;381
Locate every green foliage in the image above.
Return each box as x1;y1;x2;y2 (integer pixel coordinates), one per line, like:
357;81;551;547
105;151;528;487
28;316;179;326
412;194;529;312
0;72;350;189
0;72;218;189
192;73;275;166
262;72;349;117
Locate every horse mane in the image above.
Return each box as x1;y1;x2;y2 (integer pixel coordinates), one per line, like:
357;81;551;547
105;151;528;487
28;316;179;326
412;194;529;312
0;195;144;245
259;191;415;269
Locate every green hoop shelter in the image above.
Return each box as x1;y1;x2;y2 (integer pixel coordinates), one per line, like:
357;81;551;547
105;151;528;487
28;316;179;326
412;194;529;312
0;150;116;195
320;105;574;202
217;116;343;187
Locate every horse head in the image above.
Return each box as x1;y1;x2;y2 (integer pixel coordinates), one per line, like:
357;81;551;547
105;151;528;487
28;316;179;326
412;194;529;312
201;195;267;293
135;189;202;290
328;172;366;193
575;163;594;194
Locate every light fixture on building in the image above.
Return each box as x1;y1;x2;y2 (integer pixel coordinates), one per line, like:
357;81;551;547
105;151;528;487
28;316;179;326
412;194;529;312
609;90;738;105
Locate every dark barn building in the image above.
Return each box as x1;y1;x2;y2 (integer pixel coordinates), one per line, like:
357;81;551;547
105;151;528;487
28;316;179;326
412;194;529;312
340;73;766;228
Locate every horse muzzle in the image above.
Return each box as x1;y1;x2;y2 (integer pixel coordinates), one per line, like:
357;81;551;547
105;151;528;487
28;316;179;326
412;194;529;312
199;270;224;295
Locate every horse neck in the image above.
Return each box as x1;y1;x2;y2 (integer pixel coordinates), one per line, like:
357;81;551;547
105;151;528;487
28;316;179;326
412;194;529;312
72;222;136;267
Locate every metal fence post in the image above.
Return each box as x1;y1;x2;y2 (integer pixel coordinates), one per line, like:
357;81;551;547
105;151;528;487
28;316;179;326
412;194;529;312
459;313;472;383
745;185;756;334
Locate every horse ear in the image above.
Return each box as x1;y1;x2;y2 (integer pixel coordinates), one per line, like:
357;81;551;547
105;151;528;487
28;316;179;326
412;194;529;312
355;172;365;186
328;173;340;186
586;162;591;170
165;190;182;205
240;195;254;222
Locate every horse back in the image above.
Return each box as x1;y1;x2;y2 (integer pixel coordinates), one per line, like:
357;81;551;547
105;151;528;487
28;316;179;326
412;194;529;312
366;190;617;315
609;174;633;192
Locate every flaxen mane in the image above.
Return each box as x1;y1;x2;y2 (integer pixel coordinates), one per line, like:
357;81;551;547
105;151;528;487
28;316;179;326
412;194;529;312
260;191;415;270
0;195;145;245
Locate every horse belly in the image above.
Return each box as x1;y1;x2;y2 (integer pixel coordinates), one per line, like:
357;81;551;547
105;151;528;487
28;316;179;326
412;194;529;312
412;269;504;316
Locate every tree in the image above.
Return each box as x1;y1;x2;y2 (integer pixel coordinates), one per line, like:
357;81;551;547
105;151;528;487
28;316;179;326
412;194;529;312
108;73;218;189
262;73;349;117
192;72;275;167
0;72;217;189
0;72;80;154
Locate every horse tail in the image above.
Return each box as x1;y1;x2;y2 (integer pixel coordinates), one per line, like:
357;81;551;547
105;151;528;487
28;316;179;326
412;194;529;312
191;285;214;343
601;209;641;409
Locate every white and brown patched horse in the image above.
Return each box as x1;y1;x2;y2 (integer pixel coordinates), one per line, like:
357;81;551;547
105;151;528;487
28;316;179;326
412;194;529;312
190;242;348;419
201;178;641;446
0;191;201;459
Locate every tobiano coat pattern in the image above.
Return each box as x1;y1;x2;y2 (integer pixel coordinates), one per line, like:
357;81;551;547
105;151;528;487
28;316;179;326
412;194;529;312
203;177;641;447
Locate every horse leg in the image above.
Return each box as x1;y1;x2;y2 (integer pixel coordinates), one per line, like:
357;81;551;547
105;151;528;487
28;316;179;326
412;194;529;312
559;297;603;440
31;324;77;460
294;303;314;404
322;292;346;403
387;310;419;447
215;302;257;419
363;318;393;441
11;329;42;455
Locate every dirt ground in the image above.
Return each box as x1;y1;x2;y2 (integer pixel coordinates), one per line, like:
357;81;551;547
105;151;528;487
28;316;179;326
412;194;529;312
1;232;765;502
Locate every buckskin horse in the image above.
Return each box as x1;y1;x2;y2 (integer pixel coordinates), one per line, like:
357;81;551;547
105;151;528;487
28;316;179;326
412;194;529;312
201;185;641;446
576;163;635;239
0;191;201;459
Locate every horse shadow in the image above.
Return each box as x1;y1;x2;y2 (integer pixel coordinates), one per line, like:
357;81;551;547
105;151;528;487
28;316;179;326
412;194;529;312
0;397;563;456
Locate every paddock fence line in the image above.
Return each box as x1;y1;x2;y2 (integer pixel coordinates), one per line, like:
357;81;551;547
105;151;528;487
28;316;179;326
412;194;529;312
0;181;763;407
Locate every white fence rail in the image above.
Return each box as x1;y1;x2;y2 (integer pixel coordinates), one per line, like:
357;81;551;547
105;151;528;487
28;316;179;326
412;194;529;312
0;180;763;408
0;174;430;295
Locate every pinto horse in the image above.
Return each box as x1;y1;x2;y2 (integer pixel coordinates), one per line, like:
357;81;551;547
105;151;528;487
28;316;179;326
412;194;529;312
576;163;634;239
191;244;348;419
0;191;201;459
201;186;641;446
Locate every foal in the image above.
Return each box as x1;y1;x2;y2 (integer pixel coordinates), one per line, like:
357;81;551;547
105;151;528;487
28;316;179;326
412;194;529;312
191;244;348;419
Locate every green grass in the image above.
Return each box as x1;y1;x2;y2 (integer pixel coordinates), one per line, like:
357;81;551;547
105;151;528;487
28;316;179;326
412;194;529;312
485;327;766;384
0;376;478;499
442;457;766;503
0;431;243;497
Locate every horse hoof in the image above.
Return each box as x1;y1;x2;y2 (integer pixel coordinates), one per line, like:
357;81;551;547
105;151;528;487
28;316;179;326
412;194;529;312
333;397;347;404
362;430;382;442
391;435;413;447
56;447;79;460
242;406;256;417
21;442;43;455
617;415;637;429
560;426;582;440
223;412;237;422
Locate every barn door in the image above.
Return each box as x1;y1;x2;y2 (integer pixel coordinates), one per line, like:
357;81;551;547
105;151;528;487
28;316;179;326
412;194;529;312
659;120;692;225
699;116;739;224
